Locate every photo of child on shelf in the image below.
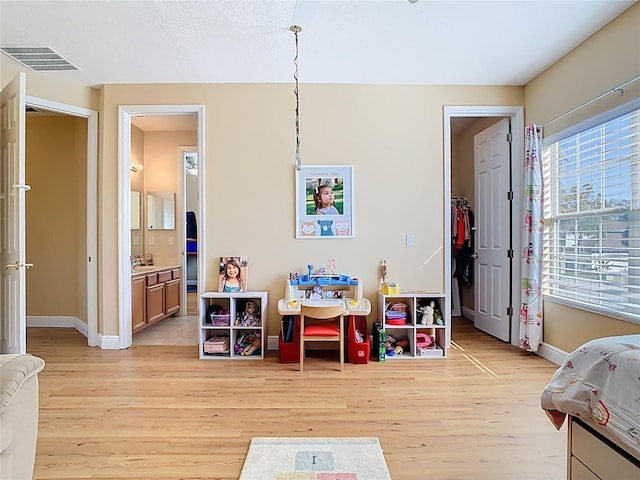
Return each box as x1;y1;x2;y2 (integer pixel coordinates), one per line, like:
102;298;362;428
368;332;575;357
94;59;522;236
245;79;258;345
236;300;261;327
218;256;248;293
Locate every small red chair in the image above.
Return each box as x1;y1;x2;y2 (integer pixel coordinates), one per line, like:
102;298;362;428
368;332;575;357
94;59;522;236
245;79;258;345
299;304;345;372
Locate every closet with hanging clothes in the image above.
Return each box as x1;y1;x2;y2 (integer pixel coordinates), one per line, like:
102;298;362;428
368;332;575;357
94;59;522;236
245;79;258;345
451;197;474;316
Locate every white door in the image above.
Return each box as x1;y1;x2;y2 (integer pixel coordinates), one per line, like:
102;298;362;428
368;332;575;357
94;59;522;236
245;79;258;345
1;73;28;354
474;118;512;341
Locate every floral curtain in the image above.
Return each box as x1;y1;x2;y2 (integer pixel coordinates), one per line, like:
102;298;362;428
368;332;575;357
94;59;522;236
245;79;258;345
519;125;544;352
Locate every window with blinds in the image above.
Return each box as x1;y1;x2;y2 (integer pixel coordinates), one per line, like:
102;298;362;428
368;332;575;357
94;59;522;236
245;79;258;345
542;101;640;324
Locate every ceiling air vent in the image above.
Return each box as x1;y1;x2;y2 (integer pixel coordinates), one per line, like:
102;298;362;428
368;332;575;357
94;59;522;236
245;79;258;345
0;46;79;71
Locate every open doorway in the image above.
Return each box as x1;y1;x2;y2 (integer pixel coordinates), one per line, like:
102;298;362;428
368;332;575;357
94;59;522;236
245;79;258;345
444;106;524;347
25;97;98;347
183;149;199;316
118;105;205;349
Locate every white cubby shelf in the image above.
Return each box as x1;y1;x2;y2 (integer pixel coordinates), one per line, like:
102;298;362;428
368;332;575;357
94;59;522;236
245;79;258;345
199;291;268;360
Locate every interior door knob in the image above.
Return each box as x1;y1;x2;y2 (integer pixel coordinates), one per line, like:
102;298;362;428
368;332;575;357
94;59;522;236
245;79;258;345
471;253;479;259
4;261;34;270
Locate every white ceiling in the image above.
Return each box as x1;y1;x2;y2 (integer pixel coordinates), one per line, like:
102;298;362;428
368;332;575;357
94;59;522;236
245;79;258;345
1;0;636;89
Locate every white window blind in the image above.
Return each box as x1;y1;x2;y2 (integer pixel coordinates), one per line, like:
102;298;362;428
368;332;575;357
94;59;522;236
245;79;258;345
542;102;640;324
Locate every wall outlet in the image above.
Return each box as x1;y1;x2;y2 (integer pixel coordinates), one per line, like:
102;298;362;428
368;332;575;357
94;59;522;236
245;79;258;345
168;236;174;246
148;236;155;246
133;236;139;245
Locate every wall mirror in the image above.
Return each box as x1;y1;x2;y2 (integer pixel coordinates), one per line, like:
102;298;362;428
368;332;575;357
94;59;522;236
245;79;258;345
130;191;141;230
147;191;175;230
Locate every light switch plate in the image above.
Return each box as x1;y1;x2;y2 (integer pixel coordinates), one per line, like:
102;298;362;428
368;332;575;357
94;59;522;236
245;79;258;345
406;233;414;246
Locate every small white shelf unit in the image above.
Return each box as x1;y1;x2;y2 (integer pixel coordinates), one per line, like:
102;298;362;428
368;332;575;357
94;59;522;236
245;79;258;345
199;291;268;360
377;292;449;358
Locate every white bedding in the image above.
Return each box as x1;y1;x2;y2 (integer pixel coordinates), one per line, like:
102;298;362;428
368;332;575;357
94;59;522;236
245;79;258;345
540;334;640;455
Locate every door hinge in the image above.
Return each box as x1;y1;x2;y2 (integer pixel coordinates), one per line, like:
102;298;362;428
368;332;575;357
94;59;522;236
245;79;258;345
506;132;513;142
507;249;514;258
507;306;514;316
507;191;513;200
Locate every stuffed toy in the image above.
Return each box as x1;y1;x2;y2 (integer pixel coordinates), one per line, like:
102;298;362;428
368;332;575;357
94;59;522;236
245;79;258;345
234;331;261;356
431;300;444;326
394;338;409;355
241;332;261;356
418;304;434;325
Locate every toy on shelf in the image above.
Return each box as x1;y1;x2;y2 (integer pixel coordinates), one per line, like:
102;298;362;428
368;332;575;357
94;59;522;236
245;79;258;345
235;331;261;356
235;300;261;327
418;299;444;326
379;259;400;294
417;304;434;325
384;334;409;356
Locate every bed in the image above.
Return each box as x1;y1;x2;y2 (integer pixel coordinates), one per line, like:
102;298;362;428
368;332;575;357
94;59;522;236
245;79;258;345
541;334;640;480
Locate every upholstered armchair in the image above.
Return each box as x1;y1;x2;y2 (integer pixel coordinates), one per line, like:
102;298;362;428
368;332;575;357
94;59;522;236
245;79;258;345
0;354;45;480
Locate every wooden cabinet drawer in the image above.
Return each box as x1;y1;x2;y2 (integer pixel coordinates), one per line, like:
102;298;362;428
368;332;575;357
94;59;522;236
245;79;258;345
572;421;638;480
158;270;171;283
171;268;181;279
571;457;601;480
146;273;158;286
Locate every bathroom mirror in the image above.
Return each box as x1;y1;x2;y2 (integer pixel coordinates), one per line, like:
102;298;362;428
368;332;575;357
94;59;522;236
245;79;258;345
130;191;141;230
147;191;175;230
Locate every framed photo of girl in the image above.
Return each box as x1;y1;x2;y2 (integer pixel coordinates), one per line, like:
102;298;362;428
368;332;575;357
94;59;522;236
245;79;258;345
295;165;354;239
218;256;249;292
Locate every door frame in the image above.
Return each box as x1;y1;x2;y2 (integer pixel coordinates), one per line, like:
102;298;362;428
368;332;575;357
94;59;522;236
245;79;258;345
117;105;205;349
180;146;198;316
443;105;524;346
25;95;99;346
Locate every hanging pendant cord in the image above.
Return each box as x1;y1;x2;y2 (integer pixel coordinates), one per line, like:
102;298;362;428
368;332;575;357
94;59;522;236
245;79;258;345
291;25;302;170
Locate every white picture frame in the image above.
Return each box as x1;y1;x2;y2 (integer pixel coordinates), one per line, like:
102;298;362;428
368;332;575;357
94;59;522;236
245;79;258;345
295;165;354;239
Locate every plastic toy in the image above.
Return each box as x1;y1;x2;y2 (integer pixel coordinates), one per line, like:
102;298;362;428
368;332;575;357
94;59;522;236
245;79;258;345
236;300;261;327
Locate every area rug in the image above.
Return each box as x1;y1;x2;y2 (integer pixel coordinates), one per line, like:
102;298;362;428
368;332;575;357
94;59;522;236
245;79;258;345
239;437;392;480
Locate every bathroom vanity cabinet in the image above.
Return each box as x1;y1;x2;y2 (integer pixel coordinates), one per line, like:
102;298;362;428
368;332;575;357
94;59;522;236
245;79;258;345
132;266;181;334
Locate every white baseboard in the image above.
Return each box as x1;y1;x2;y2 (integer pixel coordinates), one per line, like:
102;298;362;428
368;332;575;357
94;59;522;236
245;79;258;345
461;306;474;320
100;335;121;350
27;316;123;350
536;342;568;366
27;316;88;337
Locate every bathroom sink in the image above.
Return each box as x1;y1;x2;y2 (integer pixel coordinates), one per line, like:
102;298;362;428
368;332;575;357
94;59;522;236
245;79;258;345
132;265;160;273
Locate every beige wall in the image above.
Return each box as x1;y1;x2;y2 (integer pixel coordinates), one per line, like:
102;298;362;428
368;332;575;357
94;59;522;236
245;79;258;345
1;61;99;111
100;84;523;336
525;2;640;352
25;115;87;321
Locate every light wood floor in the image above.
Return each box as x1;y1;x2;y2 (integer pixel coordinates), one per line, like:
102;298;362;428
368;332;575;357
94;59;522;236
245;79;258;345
27;318;566;480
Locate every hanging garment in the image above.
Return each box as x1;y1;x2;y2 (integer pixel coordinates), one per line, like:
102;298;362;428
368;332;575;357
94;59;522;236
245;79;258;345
186;211;197;239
